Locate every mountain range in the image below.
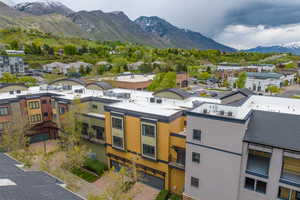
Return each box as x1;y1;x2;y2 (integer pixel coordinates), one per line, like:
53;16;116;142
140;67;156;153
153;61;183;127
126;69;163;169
0;0;235;51
244;42;300;55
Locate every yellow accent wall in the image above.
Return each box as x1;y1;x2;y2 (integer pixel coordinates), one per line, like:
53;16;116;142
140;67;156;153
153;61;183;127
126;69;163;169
105;111;186;193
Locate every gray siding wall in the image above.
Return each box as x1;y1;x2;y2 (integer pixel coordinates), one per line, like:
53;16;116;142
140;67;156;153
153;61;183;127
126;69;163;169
184;115;248;200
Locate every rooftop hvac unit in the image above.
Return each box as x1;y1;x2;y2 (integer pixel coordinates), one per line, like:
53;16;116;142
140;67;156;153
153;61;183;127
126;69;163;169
192;100;201;108
150;97;155;103
156;99;162;104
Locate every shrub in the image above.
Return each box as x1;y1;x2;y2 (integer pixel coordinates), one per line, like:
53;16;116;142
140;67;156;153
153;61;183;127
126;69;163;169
84;158;108;176
71;167;99;183
170;194;182;200
155;189;169;200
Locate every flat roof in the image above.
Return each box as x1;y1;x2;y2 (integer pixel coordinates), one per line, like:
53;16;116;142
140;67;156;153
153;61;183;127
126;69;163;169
0;154;84;200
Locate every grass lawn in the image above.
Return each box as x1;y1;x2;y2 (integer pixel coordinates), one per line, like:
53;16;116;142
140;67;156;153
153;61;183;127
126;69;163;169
71;167;99;183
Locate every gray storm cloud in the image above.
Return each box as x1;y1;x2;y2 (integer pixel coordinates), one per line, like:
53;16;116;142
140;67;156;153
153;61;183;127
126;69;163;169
13;0;300;48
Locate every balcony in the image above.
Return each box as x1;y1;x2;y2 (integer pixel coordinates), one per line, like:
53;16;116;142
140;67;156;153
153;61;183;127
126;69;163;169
246;150;271;179
280;157;300;187
169;147;185;170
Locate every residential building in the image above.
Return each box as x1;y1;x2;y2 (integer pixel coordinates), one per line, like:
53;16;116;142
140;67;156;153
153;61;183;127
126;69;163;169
5;50;25;55
43;61;92;74
0;56;25;76
183;89;300;200
229;72;295;93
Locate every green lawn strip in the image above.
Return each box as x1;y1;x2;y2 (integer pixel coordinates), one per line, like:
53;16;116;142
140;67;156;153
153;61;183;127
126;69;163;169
70;167;99;183
83;158;108;176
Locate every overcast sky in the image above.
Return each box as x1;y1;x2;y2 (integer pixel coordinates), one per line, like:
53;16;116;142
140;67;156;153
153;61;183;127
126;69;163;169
11;0;300;49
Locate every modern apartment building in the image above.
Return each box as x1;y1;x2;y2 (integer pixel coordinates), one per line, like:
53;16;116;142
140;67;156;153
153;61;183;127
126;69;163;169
229;72;296;93
183;89;300;200
0;56;25;76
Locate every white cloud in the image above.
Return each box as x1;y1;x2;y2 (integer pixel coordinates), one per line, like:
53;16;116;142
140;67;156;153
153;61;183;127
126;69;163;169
215;24;300;49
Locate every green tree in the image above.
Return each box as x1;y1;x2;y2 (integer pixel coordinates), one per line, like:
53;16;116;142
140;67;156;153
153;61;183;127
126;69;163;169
59;99;90;170
159;72;176;90
267;85;280;94
148;73;166;91
235;72;247;89
0;73;18;83
10;40;19;50
64;45;77;55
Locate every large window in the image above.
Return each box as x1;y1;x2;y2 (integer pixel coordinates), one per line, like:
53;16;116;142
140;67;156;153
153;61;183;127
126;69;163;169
142;123;155;137
112;117;123;130
246;149;271;178
142;144;155;158
281;156;300;185
30;114;42;123
244;177;267;194
93;126;104;140
193;129;201;141
29;101;40;109
278;187;300;200
113;136;123;149
0;107;9;116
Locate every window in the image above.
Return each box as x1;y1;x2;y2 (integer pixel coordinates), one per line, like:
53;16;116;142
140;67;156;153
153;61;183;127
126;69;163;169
113;136;123;148
193;129;201;141
92;104;98;109
112;117;123;130
0;107;9;116
142;123;155;137
143;144;155;158
43;112;48;117
244;177;267;194
81;123;89;136
191;177;199;188
192;152;200;163
278;187;290;200
30;114;42;123
93;126;104;140
256;180;267;194
42;100;47;104
29;101;40;109
246;149;271;177
59;107;66;114
278;187;300;200
16;90;21;94
176;148;186;165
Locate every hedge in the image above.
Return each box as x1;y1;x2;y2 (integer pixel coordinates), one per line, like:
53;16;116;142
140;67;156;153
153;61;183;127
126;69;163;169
84;158;108;176
155;189;169;200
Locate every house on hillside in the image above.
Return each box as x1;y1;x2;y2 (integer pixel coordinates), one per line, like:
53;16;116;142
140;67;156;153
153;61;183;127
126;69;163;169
43;61;92;74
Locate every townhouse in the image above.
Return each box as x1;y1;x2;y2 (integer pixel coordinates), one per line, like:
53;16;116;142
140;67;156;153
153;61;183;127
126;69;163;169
0;77;300;199
183;89;300;200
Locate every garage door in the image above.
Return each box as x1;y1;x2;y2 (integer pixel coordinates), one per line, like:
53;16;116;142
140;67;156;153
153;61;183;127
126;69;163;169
139;172;164;190
29;133;49;144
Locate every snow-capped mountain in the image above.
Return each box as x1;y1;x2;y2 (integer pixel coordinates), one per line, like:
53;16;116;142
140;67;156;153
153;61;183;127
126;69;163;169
244;42;300;55
14;1;74;16
1;0;14;6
